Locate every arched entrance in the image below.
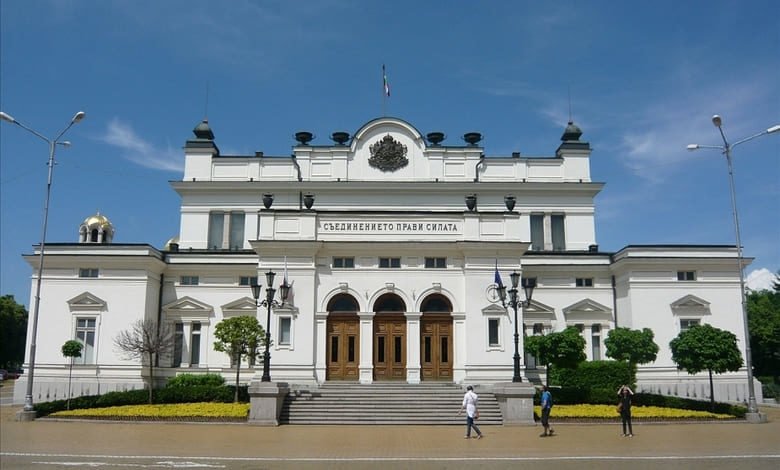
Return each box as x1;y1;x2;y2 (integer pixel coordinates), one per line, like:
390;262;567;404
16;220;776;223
326;294;359;380
373;293;406;380
420;294;453;380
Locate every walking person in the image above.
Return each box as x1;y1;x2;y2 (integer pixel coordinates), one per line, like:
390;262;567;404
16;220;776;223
458;385;483;439
540;385;555;437
617;384;634;437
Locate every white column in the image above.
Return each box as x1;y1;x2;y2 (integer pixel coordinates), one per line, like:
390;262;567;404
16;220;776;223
543;214;553;250
180;321;192;368
314;312;328;383
358;312;375;384
405;312;422;384
582;323;592;361
452;312;467;383
199;321;210;367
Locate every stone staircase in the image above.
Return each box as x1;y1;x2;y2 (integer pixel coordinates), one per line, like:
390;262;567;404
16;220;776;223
280;382;503;425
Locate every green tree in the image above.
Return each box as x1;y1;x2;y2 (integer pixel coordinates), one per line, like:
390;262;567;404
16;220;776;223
524;326;586;386
605;327;659;380
114;318;174;404
61;340;83;410
669;324;743;408
213;316;266;402
0;295;28;369
747;275;780;379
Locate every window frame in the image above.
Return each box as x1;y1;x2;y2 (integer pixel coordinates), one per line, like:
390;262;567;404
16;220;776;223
424;257;446;269
78;268;99;278
180;275;200;286
677;271;696;281
379;257;401;269
333;257;355;269
74;316;98;365
575;277;593;287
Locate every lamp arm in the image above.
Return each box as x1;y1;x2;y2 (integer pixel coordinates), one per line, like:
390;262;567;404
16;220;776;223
731;129;772;148
9;120;51;144
53;120;78;143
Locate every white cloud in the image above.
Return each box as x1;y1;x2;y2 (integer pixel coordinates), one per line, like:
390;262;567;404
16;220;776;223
746;268;777;292
100;119;183;172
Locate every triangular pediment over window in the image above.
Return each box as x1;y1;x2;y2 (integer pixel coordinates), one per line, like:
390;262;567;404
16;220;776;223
163;296;213;321
221;297;260;317
524;300;556;321
67;292;107;312
562;298;612;322
671;294;711;316
481;303;507;315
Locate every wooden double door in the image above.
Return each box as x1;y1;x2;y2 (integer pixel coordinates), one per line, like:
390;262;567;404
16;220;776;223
373;314;406;380
326;314;359;380
421;314;453;380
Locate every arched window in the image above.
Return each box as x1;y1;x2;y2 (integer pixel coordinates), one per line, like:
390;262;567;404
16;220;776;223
373;293;406;313
327;294;359;313
90;229;99;243
420;294;452;313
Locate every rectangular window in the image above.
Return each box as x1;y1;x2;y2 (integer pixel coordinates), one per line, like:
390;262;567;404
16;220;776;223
394;336;402;363
576;278;593;287
207;212;224;250
239;276;258;286
348;336;356;362
279;317;291;345
425;257;446;269
208;211;245;250
424;336;432;363
180;276;199;286
677;271;696;281
441;337;449;363
330;336;339;362
680;319;701;331
173;322;184;367
591;324;601;360
488;318;500;347
551;214;565;251
228;212;245;250
333;257;355;268
379;257;401;268
75;318;96;365
190;322;201;365
530;214;544;251
78;268;99;278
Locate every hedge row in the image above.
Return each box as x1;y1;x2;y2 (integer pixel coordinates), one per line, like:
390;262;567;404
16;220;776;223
549;360;634;391
34;384;249;417
533;387;746;417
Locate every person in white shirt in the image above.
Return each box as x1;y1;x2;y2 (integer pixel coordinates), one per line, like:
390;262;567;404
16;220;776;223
458;385;483;439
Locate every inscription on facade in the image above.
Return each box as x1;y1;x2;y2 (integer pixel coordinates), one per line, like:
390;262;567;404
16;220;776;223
321;221;459;234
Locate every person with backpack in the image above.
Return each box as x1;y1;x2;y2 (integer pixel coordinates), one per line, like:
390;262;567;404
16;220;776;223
540;385;555;437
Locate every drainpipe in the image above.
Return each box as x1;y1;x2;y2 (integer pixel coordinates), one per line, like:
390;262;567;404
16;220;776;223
611;274;618;328
291;154;302;182
474;153;485;182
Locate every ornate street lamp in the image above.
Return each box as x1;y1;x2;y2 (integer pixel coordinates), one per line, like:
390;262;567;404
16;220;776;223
687;115;779;419
497;271;536;382
250;271;290;382
1;110;85;417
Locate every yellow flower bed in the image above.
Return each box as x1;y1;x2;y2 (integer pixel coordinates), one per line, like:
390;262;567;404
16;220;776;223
535;404;734;419
51;402;250;419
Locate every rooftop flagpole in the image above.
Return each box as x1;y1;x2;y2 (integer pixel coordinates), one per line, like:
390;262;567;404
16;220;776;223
382;64;390;116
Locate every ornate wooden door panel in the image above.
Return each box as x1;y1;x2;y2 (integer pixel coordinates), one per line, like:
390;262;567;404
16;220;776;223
421;315;453;380
373;315;406;380
326;316;359;380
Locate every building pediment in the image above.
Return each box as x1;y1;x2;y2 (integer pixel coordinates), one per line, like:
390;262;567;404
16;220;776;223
67;292;107;312
221;297;260;317
671;294;711;316
163;296;213;320
482;303;507;315
524;300;556;320
563;298;612;321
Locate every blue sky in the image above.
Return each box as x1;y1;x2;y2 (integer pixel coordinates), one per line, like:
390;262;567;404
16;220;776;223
1;0;778;307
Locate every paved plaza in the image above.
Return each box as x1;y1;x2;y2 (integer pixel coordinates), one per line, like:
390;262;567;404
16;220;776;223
1;391;779;469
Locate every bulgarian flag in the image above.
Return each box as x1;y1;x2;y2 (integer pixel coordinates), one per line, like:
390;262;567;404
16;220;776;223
383;64;390;97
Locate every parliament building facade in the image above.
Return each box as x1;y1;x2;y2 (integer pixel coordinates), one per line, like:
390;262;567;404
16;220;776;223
14;116;761;405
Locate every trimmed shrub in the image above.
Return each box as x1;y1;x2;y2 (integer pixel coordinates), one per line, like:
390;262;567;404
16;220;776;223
632;393;746;418
165;373;226;388
95;389;149;407
550;360;633;391
155;385;235;404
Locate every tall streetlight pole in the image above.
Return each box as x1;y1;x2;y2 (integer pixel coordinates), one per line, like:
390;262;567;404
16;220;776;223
687;115;780;420
250;271;290;382
0;110;86;417
497;272;536;382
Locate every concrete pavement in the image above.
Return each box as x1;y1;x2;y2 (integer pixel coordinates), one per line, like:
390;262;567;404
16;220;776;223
1;401;779;469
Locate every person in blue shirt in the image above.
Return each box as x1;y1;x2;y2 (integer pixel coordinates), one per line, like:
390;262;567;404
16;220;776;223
540;385;554;437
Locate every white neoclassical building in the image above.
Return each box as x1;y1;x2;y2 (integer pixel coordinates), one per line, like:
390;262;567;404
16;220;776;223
14;116;761;405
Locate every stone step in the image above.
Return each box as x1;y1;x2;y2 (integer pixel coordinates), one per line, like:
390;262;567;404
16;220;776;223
280;383;503;425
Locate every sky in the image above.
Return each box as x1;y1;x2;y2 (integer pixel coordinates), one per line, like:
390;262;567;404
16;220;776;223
1;0;778;308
